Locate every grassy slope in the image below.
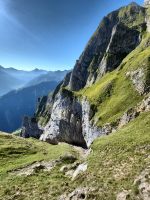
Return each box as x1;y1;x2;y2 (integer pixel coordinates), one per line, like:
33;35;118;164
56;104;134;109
76;34;150;127
0;111;150;200
0;133;79;200
83;111;150;199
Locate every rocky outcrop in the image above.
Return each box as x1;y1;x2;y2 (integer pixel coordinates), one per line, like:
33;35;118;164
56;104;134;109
11;153;77;177
59;188;89;200
21;116;43;139
60;161;88;181
40;90;87;148
40;94;115;148
11;160;59;176
81;98;114;146
126;68;146;95
72;162;87;181
23;90;150;148
116;190;131;200
116;165;150;200
134;166;150;200
113;95;150;129
40;91;106;147
59;187;97;200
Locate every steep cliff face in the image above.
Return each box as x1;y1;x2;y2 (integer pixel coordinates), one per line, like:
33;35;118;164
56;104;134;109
22;2;150;148
40;89;87;148
21;117;43;139
97;22;140;77
68;3;145;90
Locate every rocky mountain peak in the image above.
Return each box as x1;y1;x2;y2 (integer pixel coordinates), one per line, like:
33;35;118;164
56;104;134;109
67;3;145;91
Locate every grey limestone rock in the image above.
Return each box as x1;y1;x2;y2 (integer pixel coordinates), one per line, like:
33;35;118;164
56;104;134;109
81;98;104;147
116;190;131;200
126;68;147;95
21;116;43;139
40;90;87;148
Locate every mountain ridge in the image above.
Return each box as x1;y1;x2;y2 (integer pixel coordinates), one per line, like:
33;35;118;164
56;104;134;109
21;2;150;148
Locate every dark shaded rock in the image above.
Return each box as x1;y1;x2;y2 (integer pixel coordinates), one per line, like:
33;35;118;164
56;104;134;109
98;22;140;76
36;96;48;117
21;116;43;139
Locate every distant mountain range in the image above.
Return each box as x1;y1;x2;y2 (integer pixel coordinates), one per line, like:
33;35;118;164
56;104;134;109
0;66;48;96
0;66;70;132
0;81;59;132
26;70;70;86
0;66;70;96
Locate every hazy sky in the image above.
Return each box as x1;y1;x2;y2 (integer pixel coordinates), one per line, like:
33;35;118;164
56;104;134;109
0;0;143;71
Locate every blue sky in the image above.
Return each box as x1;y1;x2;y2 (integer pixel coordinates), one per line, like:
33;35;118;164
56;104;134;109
0;0;143;71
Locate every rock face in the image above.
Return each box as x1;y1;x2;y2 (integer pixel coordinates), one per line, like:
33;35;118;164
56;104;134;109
97;22;140;77
40;90;87;148
40;95;114;148
21;116;43;139
81;98;109;147
126;68;146;95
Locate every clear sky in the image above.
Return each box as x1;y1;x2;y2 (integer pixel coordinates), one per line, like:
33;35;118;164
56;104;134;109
0;0;143;71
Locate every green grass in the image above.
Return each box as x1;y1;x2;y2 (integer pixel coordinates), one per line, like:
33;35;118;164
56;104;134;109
0;133;77;174
0;132;79;200
0;112;150;199
75;111;150;199
118;3;145;30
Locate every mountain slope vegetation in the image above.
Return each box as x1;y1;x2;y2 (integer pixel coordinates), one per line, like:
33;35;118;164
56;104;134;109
0;111;150;199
